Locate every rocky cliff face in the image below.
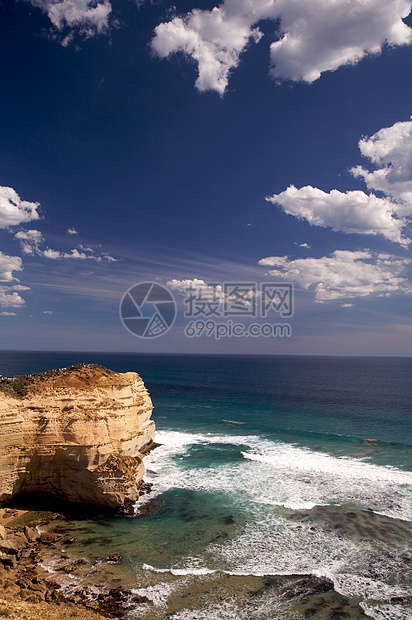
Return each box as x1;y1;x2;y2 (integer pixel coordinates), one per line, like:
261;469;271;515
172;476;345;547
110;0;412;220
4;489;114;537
0;364;155;511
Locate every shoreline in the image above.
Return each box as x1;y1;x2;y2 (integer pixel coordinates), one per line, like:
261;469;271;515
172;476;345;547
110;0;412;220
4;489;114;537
0;507;137;619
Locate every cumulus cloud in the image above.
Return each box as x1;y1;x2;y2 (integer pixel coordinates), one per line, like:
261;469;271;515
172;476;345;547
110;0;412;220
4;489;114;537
268;116;412;245
259;250;412;302
152;0;411;93
28;0;112;44
0;288;25;308
0;311;16;316
66;227;78;235
0;186;40;229
0;251;23;283
269;0;412;83
352;117;412;215
152;4;263;94
0;251;25;308
267;185;407;245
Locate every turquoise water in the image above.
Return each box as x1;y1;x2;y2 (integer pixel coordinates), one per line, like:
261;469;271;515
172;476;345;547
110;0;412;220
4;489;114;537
1;353;412;618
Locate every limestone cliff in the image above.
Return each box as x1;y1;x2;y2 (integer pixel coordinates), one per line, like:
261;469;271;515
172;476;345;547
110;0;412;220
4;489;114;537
0;364;155;511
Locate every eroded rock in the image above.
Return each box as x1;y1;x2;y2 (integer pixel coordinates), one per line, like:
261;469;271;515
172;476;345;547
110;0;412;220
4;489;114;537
0;364;155;511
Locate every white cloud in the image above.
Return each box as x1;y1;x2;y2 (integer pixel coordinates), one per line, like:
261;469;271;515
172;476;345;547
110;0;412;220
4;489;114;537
299;243;311;248
0;311;17;316
0;186;40;229
67;227;78;235
42;247;114;261
268;116;412;245
15;229;45;255
0;251;23;283
152;0;411;94
28;0;111;43
0;287;25;308
0;251;28;308
13;231;115;262
167;277;258;307
267;185;407;245
102;253;118;262
269;0;412;83
259;250;412;302
43;310;53;314
167;278;227;301
78;244;94;252
10;285;31;291
43;248;62;259
352;118;412;215
43;248;89;259
152;4;263;95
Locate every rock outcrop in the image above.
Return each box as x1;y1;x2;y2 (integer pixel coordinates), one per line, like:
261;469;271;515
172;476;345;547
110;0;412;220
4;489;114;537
0;364;155;510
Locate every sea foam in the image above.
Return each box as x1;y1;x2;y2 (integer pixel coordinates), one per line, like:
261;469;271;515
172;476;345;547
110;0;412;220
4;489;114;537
142;430;412;522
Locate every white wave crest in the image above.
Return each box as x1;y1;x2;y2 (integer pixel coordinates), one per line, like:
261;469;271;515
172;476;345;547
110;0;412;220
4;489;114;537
143;430;412;521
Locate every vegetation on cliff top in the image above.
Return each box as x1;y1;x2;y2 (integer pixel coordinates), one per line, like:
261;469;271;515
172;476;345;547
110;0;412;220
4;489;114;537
0;364;115;398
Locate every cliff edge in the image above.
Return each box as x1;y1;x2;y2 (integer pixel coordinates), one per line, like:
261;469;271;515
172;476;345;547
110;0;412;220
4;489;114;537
0;364;155;511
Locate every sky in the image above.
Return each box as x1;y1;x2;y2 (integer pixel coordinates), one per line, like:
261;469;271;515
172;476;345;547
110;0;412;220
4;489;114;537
1;0;412;355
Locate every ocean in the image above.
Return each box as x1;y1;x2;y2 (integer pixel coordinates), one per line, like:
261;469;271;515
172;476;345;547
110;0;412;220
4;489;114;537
1;352;411;619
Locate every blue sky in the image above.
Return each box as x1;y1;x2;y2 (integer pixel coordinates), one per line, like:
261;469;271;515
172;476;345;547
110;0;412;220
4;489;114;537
1;0;412;355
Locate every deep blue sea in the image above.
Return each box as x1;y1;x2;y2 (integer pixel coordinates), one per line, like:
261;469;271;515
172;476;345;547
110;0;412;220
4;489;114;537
1;352;412;619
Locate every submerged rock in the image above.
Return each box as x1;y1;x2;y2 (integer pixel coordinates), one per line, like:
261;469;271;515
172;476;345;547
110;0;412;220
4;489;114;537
280;575;334;600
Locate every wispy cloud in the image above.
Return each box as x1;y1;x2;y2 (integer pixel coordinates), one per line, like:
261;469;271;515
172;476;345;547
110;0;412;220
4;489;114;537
43;247;116;261
152;0;411;94
15;229;45;255
14;228;116;261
